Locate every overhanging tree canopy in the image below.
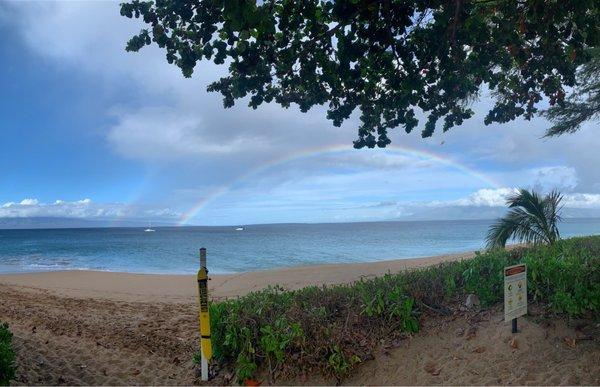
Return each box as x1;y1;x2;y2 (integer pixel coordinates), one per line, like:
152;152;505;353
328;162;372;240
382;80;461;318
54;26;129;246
120;0;599;147
543;48;599;136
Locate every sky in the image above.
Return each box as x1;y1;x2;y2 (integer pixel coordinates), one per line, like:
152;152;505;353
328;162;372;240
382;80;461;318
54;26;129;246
0;0;599;226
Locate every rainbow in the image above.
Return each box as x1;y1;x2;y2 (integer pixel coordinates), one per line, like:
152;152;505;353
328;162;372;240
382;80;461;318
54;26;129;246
178;144;501;225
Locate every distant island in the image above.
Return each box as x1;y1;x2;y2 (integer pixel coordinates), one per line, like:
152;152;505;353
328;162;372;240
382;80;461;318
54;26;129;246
0;217;177;230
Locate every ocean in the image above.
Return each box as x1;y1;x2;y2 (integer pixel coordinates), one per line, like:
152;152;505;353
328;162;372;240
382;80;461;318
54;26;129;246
1;218;599;274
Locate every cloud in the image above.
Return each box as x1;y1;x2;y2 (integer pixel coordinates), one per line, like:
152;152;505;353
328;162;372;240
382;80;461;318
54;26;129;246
531;166;578;191
0;198;179;220
2;199;39;207
3;0;599;226
4;1;349;160
108;107;251;160
316;151;433;171
365;201;399;208
562;193;600;209
2;0;196;93
436;188;600;209
451;188;519;207
19;198;39;206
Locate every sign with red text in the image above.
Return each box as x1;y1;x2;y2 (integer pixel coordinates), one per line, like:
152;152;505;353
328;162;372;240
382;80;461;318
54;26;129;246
504;264;527;321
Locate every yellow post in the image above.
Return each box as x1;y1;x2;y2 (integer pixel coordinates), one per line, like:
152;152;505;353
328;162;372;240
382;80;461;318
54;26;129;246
197;247;212;381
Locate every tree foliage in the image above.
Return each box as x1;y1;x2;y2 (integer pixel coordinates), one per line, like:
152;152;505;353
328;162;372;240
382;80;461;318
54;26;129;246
543;48;600;136
486;188;563;248
120;0;599;147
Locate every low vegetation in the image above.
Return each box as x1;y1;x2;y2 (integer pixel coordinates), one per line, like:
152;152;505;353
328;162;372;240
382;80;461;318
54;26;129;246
0;322;16;386
206;236;600;383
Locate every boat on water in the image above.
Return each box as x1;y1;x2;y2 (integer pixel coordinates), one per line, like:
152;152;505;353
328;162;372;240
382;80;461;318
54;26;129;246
235;226;244;231
144;223;156;232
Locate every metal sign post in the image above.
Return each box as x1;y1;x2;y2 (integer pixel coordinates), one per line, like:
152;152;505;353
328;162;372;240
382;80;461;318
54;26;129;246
504;264;527;333
197;247;212;381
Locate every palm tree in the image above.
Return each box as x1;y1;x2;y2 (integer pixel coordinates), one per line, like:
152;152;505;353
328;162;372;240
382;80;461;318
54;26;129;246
486;189;563;248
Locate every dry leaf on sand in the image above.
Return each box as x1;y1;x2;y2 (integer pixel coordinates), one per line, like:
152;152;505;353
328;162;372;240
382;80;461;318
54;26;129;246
424;361;441;376
473;346;486;353
564;337;577;348
509;338;518;349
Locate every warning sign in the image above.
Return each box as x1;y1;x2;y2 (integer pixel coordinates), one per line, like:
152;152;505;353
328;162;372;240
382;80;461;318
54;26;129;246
504;264;527;322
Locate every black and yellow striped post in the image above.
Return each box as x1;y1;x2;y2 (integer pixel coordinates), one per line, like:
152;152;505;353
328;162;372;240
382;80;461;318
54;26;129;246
197;247;212;381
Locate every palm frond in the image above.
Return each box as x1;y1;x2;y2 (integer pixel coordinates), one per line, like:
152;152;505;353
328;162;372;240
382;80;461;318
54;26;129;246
506;188;552;242
486;188;563;248
542;189;563;244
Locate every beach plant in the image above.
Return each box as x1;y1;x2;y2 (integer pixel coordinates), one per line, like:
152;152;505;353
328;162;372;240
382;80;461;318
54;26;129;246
205;235;600;383
0;322;16;386
486;188;563;248
524;238;600;317
462;250;514;306
327;345;361;381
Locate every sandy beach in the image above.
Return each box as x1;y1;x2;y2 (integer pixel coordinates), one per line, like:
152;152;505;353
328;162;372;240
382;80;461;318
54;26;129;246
1;250;599;385
0;251;476;303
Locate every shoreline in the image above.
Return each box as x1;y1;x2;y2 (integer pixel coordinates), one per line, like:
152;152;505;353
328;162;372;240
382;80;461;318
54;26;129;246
0;249;478;302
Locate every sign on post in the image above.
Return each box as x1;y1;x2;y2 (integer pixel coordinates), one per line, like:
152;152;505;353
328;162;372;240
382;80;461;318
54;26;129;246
504;264;527;331
197;248;212;381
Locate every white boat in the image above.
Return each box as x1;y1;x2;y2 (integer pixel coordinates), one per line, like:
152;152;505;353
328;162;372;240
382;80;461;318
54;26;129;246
235;226;244;231
144;223;156;232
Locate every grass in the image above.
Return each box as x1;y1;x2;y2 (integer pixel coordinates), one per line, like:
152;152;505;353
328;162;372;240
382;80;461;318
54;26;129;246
0;322;16;386
205;236;600;383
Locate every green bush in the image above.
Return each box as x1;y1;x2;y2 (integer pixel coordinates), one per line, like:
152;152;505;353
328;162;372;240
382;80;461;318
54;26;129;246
206;236;600;382
462;249;515;306
0;322;16;386
210;280;420;383
525;236;600;316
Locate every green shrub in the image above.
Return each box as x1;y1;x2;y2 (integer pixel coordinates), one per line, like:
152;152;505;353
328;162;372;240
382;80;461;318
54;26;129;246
462;249;513;306
327;345;361;378
206;235;600;382
210;281;421;382
0;322;16;386
525;236;600;317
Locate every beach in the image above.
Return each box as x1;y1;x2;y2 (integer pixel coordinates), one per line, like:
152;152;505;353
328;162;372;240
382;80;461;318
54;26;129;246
4;0;599;384
1;250;599;385
0;251;475;303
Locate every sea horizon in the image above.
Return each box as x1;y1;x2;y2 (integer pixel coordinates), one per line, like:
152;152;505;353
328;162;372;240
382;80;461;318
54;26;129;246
2;215;600;230
1;217;599;275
